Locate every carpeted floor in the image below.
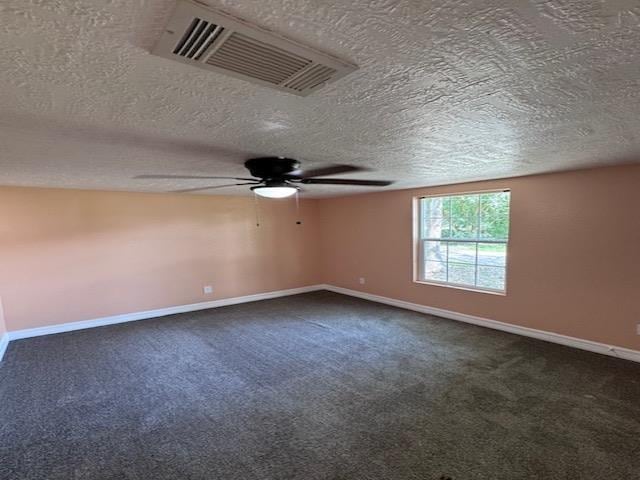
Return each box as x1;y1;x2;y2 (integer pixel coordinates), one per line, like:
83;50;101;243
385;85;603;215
1;291;639;480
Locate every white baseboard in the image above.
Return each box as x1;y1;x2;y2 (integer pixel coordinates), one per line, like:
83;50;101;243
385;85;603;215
3;284;638;365
322;284;640;364
6;285;324;344
0;333;8;363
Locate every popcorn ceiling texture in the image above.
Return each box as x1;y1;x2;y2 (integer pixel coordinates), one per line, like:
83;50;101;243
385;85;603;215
0;0;639;197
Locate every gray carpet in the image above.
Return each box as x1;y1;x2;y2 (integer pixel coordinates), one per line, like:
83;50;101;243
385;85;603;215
1;291;639;480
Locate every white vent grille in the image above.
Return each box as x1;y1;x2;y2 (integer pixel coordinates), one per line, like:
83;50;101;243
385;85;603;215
283;64;337;92
173;18;225;60
205;33;311;85
152;0;357;96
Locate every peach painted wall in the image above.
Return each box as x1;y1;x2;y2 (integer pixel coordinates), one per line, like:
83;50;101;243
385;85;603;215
318;164;640;350
0;187;320;331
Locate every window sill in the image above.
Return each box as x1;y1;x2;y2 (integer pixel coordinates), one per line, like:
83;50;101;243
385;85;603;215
413;279;506;296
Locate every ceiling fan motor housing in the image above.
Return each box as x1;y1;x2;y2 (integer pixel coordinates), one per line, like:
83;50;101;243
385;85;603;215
244;157;300;180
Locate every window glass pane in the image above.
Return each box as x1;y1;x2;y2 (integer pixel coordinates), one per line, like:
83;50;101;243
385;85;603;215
450;194;479;239
450;215;477;239
422;196;450;219
421;197;450;239
477;243;506;267
422;215;449;240
423;241;447;262
424;261;447;282
448;242;476;265
448;263;475;286
477;266;506;290
479;192;510;240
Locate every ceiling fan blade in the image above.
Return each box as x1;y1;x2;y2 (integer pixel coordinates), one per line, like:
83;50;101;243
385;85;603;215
285;164;365;179
135;174;257;181
170;182;261;193
301;178;393;186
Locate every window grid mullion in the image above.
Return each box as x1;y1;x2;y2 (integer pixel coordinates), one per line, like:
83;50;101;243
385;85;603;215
445;240;449;283
445;198;450;283
422;238;505;244
474;242;478;287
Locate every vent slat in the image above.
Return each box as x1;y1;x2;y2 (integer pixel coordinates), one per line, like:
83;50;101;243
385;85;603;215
306;76;332;90
173;17;225;60
204;31;315;86
209;54;297;80
286;65;332;87
221;38;309;70
286;65;335;90
216;40;307;70
230;33;310;65
207;65;285;84
207;58;288;84
302;67;334;86
173;18;200;54
208;60;289;83
283;65;322;88
179;19;208;56
213;46;303;76
193;25;224;59
296;70;334;90
210;66;283;84
288;68;331;89
186;23;215;58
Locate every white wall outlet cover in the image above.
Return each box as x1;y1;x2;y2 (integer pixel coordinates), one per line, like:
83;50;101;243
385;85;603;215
203;286;213;294
358;277;365;285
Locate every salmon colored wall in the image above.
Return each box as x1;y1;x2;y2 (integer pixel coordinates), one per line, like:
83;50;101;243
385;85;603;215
318;165;640;351
0;187;321;331
2;165;638;351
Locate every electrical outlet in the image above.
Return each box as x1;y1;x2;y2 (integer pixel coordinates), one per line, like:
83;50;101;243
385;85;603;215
637;323;640;335
358;277;366;285
203;285;213;295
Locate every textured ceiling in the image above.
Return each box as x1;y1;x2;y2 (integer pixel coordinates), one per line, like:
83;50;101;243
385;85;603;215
1;0;639;197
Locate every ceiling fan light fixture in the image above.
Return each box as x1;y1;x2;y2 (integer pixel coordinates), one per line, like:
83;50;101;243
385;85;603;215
138;157;393;197
252;185;297;198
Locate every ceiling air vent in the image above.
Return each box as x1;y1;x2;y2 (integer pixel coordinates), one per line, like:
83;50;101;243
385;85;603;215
152;0;357;97
172;18;225;60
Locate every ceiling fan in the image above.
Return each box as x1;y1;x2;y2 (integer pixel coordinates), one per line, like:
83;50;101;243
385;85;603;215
135;157;393;198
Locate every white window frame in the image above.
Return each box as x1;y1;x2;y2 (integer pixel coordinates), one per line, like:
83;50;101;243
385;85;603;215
413;189;510;295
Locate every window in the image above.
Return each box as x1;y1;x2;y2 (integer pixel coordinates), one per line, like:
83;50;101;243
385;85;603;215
416;190;510;292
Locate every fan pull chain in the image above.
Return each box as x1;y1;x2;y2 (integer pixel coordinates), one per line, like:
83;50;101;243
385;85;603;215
253;191;261;227
295;189;302;225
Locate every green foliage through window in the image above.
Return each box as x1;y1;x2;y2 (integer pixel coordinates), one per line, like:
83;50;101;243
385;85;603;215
418;191;510;291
